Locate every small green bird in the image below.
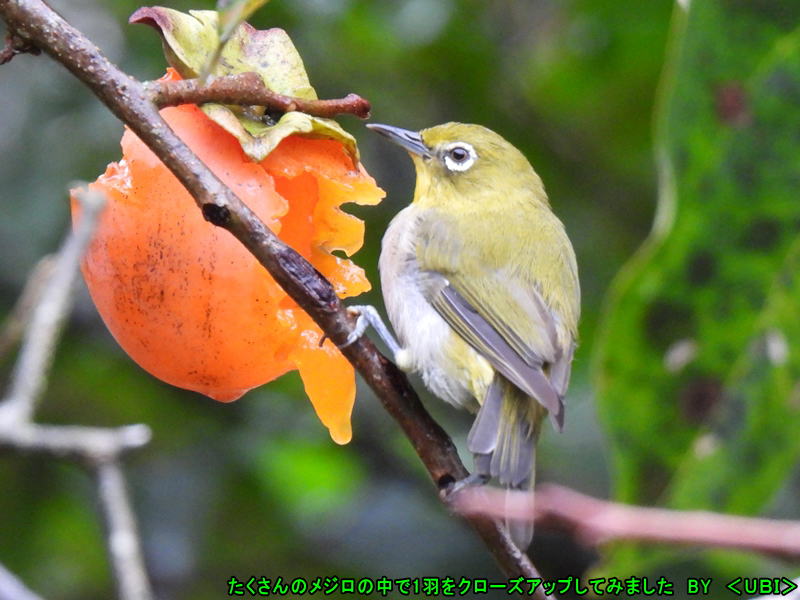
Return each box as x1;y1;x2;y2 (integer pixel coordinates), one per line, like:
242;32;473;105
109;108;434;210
350;122;580;550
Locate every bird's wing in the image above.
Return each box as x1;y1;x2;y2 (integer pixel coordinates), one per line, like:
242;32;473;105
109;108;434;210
413;208;578;429
419;267;565;428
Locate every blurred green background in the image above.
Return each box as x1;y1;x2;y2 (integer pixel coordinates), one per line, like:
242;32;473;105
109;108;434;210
2;0;799;598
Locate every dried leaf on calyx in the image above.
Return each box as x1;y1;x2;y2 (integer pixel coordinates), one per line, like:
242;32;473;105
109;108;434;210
130;6;357;162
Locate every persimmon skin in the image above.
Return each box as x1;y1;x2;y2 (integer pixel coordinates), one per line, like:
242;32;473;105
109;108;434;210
73;97;383;443
76;104;290;401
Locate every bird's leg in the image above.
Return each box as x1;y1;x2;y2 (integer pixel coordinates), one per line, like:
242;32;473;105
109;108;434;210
449;471;491;495
450;451;492;493
348;306;491;493
343;305;403;358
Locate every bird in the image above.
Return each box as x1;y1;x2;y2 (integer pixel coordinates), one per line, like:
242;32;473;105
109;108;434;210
348;121;580;550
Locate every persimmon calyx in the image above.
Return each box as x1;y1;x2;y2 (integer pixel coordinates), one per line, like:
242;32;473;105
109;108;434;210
130;6;358;162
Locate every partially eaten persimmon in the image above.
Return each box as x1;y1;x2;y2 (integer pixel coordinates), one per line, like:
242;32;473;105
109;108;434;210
72;71;383;444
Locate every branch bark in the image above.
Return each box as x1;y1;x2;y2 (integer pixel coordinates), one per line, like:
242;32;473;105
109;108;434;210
144;72;371;118
0;31;38;64
0;0;545;589
453;483;800;561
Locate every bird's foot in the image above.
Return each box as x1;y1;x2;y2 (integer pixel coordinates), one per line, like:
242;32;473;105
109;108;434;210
449;472;490;495
342;305;402;357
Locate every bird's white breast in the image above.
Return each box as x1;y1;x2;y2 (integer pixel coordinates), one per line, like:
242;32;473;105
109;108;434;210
379;206;482;411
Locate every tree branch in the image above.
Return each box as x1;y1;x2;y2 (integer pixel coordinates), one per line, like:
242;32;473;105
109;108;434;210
453;483;800;561
0;0;546;589
0;423;151;462
0;255;55;361
0;187;154;600
0;187;105;425
0;31;39;65
144;72;371;118
95;462;153;600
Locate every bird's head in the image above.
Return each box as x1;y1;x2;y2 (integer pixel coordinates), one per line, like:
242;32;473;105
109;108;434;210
367;122;548;209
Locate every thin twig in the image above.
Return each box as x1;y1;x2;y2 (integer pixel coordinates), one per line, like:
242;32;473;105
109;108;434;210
0;185;154;600
0;0;545;588
0;255;56;361
0;562;44;600
0;31;39;64
0;187;105;426
0;423;151;462
453;483;800;561
95;462;154;600
144;72;371;118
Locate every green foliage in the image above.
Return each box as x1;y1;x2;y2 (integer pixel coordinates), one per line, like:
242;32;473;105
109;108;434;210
255;434;365;522
594;0;800;575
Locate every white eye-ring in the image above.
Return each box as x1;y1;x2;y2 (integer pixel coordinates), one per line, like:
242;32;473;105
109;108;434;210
442;142;477;172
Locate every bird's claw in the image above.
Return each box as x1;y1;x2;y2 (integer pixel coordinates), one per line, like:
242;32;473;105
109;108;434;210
341;304;402;357
449;472;491;496
341;305;371;348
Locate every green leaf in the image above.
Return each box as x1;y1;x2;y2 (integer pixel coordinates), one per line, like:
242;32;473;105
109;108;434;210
593;0;800;574
130;6;357;161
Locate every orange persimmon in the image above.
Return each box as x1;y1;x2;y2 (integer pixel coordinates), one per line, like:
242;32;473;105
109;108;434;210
72;72;383;444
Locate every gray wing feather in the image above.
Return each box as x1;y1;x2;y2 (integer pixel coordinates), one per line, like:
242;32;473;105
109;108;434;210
435;284;563;421
550;342;575;398
467;375;503;455
496;280;561;365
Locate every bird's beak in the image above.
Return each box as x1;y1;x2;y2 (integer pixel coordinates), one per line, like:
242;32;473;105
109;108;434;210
366;123;432;159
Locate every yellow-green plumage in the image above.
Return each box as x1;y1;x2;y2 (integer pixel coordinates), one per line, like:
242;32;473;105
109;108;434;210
371;122;580;551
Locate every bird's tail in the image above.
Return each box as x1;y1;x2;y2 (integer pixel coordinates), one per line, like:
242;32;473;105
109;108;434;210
468;375;543;550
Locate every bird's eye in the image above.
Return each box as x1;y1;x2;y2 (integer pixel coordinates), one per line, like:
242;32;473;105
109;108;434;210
449;147;469;162
442;142;477;172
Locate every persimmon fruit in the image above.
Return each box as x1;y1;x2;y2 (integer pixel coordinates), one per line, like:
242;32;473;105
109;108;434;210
72;74;383;443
